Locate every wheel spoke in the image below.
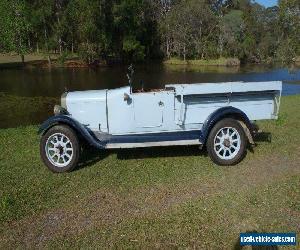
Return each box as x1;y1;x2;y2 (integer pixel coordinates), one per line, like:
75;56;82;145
45;132;74;167
221;149;226;157
51;153;58;161
227;149;231;156
213;126;242;160
231;131;236;137
65;152;72;159
61;156;66;163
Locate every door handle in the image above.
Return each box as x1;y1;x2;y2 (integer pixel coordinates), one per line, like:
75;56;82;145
158;101;164;106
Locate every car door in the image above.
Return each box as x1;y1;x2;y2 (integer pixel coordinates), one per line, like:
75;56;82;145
107;86;135;135
132;92;164;128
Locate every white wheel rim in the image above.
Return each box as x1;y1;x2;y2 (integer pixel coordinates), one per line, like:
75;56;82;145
45;133;73;167
213;127;241;160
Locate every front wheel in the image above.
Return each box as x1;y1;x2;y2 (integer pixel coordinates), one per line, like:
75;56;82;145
40;125;80;173
207;118;247;166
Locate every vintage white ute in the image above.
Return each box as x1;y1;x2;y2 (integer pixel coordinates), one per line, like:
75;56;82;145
39;79;282;172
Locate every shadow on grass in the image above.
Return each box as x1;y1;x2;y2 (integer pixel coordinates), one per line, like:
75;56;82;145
75;131;273;171
76;145;206;171
254;132;272;143
244;132;272;154
76;147;110;171
116;145;206;160
76;131;273;171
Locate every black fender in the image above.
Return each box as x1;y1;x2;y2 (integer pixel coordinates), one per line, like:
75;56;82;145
38;115;105;149
200;106;254;144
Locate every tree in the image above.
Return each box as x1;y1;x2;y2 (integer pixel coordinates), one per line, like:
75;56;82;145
0;0;31;63
152;0;177;59
66;0;104;63
27;0;55;64
277;0;300;61
220;10;244;58
162;0;217;61
113;0;148;61
0;0;298;64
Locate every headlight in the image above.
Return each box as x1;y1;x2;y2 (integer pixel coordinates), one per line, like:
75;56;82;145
54;105;69;116
61;92;67;109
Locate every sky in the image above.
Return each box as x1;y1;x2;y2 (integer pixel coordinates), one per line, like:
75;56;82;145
254;0;278;7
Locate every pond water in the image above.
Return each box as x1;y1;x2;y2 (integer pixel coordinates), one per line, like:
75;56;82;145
0;63;300;128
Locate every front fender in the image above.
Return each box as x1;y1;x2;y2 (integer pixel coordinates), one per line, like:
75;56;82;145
38;115;105;149
201;106;253;144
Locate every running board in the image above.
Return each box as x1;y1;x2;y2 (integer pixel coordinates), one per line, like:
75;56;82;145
105;139;202;149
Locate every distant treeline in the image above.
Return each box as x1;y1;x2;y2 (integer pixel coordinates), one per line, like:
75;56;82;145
0;0;299;64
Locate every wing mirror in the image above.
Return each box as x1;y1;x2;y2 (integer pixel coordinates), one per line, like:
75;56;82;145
127;64;134;93
124;93;131;101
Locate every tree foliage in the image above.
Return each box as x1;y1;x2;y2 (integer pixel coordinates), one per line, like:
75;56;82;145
0;0;298;63
0;0;31;62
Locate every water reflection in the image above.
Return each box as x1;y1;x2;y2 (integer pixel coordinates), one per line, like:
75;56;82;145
0;64;299;97
0;63;299;128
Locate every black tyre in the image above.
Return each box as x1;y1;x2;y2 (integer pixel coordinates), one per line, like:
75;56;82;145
207;118;247;166
40;125;80;173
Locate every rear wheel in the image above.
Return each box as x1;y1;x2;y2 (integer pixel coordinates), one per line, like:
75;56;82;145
40;125;80;173
207;118;247;166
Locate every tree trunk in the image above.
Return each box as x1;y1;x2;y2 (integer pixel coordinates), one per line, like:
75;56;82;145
71;39;74;54
36;42;39;53
28;39;31;52
44;27;47;50
183;45;186;62
218;35;223;57
21;55;25;65
59;44;62;55
166;38;170;59
47;55;51;67
44;23;51;68
57;10;62;55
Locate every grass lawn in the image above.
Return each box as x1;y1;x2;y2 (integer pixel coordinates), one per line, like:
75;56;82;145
164;57;240;66
0;95;299;248
0;54;48;64
0;53;81;69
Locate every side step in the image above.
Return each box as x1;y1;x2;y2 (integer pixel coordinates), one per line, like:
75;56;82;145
105;139;202;149
93;130;203;149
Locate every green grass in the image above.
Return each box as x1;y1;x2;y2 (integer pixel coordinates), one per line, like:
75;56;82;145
0;53;49;64
164;57;240;66
0;95;299;248
0;53;81;69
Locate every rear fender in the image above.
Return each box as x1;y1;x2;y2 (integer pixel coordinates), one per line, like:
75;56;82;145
201;106;255;144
